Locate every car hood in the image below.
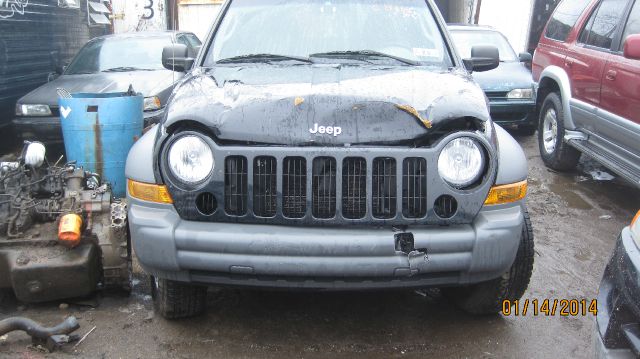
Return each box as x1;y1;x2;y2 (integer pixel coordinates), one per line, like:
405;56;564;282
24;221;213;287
471;61;533;92
164;65;491;146
18;70;179;107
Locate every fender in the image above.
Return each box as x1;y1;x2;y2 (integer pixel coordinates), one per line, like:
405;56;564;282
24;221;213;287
538;65;575;129
125;125;158;184
494;124;528;185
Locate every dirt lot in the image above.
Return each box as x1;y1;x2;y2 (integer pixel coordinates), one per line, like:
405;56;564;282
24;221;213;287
0;133;638;359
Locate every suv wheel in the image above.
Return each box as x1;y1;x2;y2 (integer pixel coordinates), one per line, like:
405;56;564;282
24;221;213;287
537;92;580;170
443;209;534;315
152;277;207;319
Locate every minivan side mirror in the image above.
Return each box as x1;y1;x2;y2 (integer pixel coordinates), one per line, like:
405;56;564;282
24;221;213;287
519;52;533;63
162;44;194;72
55;64;67;75
623;34;640;60
463;45;500;73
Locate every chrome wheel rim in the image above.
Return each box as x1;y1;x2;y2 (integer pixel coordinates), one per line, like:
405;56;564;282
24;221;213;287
542;108;558;154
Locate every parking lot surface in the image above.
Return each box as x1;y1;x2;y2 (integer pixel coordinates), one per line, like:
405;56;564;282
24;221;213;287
0;133;638;359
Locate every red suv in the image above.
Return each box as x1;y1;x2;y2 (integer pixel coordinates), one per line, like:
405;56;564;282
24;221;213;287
532;0;640;187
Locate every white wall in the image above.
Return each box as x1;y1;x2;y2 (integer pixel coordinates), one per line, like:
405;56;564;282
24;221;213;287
178;1;222;41
111;0;167;33
478;0;534;53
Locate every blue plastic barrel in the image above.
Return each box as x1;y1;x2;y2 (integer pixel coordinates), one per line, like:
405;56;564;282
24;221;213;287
59;92;143;198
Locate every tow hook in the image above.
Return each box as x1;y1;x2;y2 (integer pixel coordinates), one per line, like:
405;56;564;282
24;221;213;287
394;232;428;275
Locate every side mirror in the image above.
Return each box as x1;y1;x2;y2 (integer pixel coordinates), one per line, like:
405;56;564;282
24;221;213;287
55;65;67;75
162;44;194;72
463;45;500;73
519;52;533;63
623;34;640;60
47;72;59;82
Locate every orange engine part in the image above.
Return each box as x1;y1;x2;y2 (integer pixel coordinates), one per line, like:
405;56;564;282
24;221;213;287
58;214;83;248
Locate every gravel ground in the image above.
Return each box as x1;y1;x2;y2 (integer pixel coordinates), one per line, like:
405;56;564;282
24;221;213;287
0;133;638;359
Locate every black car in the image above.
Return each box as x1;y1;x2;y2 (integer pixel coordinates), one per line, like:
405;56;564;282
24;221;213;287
449;25;537;135
596;210;640;358
13;31;201;143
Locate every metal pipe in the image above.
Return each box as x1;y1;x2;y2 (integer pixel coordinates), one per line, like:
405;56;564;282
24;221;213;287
0;316;79;339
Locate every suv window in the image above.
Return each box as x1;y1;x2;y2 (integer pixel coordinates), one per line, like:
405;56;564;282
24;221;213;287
204;0;452;67
546;0;591;41
579;0;629;49
623;0;640;39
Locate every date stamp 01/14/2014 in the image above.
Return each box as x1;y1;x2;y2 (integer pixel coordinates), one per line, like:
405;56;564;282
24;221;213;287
502;299;598;317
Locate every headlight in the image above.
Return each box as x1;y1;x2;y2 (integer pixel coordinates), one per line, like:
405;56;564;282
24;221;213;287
168;135;214;183
438;137;485;188
16;104;52;116
507;89;533;99
144;96;162;111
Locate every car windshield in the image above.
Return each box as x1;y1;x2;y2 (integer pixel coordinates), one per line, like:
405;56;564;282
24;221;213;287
450;30;518;62
65;36;172;74
204;0;452;68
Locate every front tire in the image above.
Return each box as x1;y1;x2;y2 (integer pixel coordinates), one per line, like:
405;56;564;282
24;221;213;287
152;277;207;319
443;209;534;315
537;92;580;170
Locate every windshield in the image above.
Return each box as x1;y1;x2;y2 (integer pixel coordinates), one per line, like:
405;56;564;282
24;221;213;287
450;30;518;62
65;36;172;74
204;0;452;67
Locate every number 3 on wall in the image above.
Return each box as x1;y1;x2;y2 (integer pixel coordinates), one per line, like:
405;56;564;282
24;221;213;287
142;0;154;20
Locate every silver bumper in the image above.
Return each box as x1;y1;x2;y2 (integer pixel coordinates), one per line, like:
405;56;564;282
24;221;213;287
129;198;524;289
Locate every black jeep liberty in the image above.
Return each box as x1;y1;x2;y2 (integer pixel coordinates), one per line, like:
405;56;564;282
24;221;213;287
125;0;534;319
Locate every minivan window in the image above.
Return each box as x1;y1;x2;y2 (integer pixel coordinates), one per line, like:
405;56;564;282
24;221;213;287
623;0;640;39
204;0;452;68
580;0;629;49
450;30;518;62
545;0;591;42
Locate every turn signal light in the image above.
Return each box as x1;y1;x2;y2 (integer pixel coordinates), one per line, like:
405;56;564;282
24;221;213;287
127;179;173;204
484;180;528;206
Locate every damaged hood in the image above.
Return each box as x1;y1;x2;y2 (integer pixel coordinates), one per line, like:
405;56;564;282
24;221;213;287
164;65;490;145
18;70;180;107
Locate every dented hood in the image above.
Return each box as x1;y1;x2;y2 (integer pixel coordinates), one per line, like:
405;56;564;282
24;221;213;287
164;64;490;145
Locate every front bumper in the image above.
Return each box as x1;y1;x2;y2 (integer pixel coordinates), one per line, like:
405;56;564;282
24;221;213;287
489;100;536;127
13;109;165;143
0;240;101;303
129;197;524;290
595;228;640;358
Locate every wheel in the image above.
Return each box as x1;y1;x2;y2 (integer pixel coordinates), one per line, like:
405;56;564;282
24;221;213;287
152;277;207;319
517;124;536;136
443;209;534;315
537;92;580;170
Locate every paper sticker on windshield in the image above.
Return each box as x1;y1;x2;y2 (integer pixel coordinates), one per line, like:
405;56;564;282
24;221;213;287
413;48;440;58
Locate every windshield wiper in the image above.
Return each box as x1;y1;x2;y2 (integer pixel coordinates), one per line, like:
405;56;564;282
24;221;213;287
309;50;419;66
216;54;313;64
102;66;155;72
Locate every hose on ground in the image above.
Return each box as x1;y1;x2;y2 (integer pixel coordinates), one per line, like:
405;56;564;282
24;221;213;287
0;316;79;339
